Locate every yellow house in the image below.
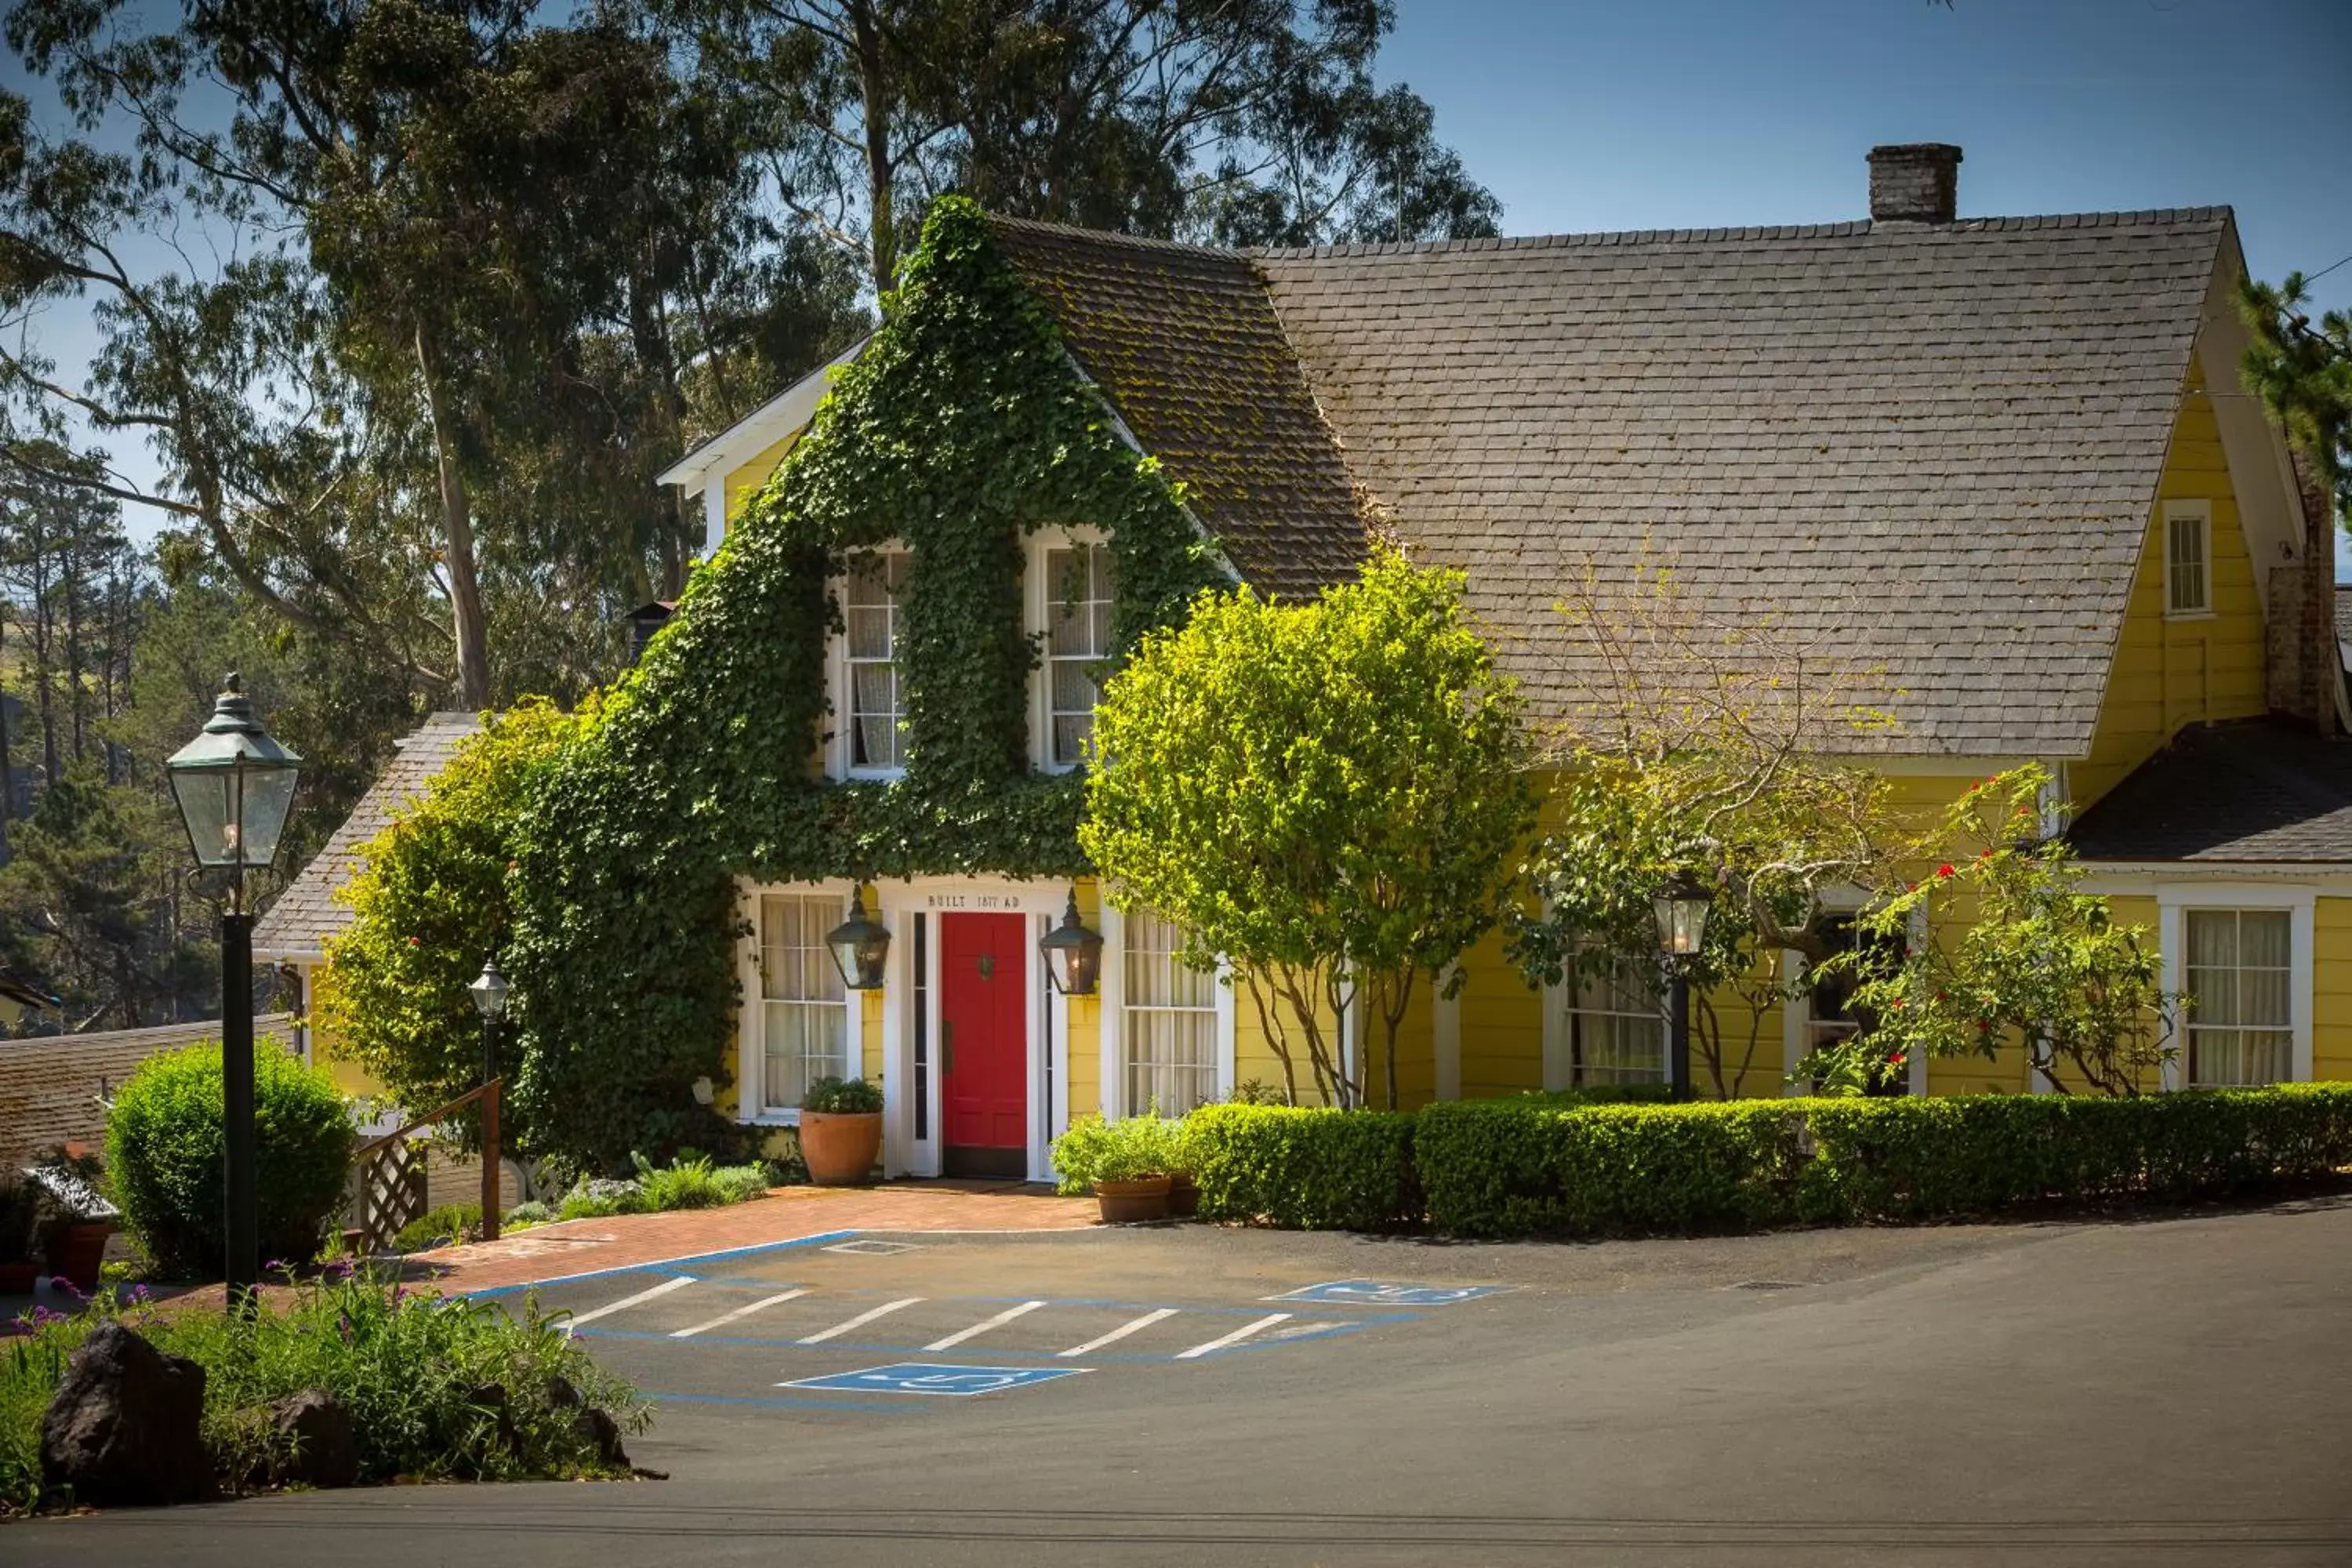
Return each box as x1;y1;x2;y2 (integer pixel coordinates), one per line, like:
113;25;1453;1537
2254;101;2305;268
274;142;2343;1181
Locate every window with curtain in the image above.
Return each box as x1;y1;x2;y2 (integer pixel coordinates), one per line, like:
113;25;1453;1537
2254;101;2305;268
2185;909;2292;1087
2166;506;2209;615
1123;909;1218;1114
845;552;908;771
1563;951;1664;1087
1044;544;1115;768
760;893;849;1113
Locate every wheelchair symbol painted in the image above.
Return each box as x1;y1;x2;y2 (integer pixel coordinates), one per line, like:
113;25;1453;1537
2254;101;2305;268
782;1363;1089;1397
1266;1279;1504;1308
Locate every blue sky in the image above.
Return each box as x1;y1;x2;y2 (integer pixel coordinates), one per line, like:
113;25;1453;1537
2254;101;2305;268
1388;0;2352;297
8;0;2351;532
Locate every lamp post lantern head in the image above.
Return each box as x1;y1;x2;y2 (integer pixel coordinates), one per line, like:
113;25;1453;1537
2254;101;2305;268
1037;890;1105;996
1653;867;1714;961
826;887;891;991
470;956;510;1020
165;673;303;875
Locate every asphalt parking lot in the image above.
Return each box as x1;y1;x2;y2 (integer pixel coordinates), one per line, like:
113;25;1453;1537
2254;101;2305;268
15;1197;2352;1567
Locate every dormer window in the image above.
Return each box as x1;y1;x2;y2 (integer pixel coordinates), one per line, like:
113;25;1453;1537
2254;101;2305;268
1039;541;1116;769
845;550;908;773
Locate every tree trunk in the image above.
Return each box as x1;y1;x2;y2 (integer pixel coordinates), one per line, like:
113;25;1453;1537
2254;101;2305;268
0;610;13;862
414;323;492;710
851;0;897;299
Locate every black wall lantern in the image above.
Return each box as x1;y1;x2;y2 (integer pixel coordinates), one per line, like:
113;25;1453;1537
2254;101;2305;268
1037;890;1105;996
826;887;891;990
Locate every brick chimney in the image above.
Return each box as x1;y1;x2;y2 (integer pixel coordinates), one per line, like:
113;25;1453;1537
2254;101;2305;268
1867;143;1963;224
2265;453;2343;735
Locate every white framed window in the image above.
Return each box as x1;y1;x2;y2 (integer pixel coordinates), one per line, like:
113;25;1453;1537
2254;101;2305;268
2183;909;2293;1087
756;891;851;1116
1120;909;1220;1115
2163;499;2212;618
1551;952;1665;1088
843;550;908;774
1041;543;1115;769
1782;902;1926;1096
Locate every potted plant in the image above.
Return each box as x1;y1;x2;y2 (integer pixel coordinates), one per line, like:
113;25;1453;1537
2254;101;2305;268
29;1145;118;1291
799;1076;884;1186
1089;1114;1180;1224
0;1169;41;1293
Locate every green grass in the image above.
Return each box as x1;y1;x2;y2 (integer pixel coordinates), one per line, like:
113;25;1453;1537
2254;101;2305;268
3;1269;650;1515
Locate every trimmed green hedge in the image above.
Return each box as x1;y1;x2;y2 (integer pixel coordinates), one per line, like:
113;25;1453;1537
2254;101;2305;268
106;1039;356;1277
1186;1085;2352;1240
1185;1105;1419;1230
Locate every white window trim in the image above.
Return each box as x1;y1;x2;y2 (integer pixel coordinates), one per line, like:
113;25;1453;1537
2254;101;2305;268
2156;883;2314;1092
1096;902;1236;1119
2161;498;2214;621
1541;953;1669;1094
826;546;911;782
1781;894;1928;1096
736;880;866;1126
1027;525;1110;775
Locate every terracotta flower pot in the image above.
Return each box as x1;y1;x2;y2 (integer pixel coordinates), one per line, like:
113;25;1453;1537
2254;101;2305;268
1166;1173;1200;1220
1094;1175;1172;1224
800;1112;883;1186
45;1221;114;1292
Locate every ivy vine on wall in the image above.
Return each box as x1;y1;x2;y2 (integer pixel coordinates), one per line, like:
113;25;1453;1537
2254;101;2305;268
505;198;1227;1167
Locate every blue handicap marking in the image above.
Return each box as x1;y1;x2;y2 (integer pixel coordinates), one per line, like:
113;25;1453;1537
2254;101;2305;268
1267;1279;1504;1308
781;1362;1088;1397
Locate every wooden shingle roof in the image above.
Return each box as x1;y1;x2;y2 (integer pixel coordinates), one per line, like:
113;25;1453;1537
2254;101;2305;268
252;713;482;962
990;207;2233;757
2071;719;2352;864
0;1015;296;1167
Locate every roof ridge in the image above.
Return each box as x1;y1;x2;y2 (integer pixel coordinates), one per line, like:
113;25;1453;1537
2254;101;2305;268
983;204;2233;266
1249;205;2234;260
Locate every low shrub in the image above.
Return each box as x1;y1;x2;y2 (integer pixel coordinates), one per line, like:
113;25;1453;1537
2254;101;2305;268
1184;1104;1417;1230
557;1178;645;1221
503;1200;556;1229
1051;1114;1185;1192
106;1040;355;1279
1417;1099;1810;1239
3;1267;649;1512
802;1076;883;1115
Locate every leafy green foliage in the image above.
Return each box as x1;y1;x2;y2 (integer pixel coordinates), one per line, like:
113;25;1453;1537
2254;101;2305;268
2;1269;648;1511
801;1075;884;1115
2238;271;2350;520
507;198;1218;1167
631;1149;769;1209
393;1203;484;1254
1182;1104;1419;1230
1049;1112;1184;1189
1083;546;1533;1107
1817;770;2179;1097
320;699;586;1145
104;1039;354;1279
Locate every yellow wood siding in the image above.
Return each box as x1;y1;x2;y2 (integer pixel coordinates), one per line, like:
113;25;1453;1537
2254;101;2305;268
2314;898;2352;1083
721;436;796;522
2074;354;2267;809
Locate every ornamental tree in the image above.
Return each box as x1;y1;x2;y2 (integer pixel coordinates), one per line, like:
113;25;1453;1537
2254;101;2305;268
318;699;587;1149
1508;562;1911;1097
1081;546;1534;1109
1821;768;2181;1097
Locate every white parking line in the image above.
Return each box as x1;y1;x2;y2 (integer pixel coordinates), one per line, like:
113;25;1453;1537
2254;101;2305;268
670;1289;809;1338
563;1274;696;1333
1058;1307;1179;1358
798;1297;924;1345
1174;1312;1291;1359
924;1300;1047;1351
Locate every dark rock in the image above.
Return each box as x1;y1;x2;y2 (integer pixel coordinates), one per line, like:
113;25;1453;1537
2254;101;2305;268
268;1388;359;1490
542;1374;581;1410
39;1323;212;1508
468;1381;517;1456
572;1406;628;1469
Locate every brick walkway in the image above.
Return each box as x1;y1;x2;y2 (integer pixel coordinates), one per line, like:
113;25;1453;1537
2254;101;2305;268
408;1180;1098;1295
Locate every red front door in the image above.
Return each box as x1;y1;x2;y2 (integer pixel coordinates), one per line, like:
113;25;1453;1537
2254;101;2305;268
940;912;1028;1177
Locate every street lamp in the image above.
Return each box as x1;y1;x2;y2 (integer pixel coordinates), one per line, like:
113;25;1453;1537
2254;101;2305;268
825;887;891;991
1036;890;1105;996
468;956;510;1243
1652;868;1713;1101
165;673;301;1309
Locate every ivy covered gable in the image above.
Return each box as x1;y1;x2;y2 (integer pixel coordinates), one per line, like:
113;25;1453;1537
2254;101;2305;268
505;198;1241;1163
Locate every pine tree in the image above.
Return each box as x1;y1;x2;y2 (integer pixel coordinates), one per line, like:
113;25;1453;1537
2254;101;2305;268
2238;272;2352;523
